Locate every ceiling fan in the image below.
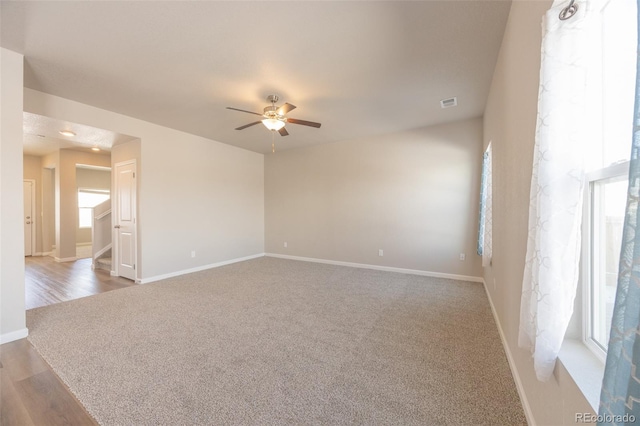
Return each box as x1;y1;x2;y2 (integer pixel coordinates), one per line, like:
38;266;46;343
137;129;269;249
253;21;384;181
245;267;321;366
226;95;321;137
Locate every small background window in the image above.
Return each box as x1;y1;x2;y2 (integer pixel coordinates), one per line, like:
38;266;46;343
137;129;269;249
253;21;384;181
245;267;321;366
78;189;110;228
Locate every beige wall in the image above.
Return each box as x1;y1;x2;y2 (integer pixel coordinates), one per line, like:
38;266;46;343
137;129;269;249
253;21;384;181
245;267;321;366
42;167;55;253
24;89;265;280
23;155;44;254
42;151;59;255
483;1;593;424
22;155;86;253
55;150;111;259
265;118;483;278
77;167;110;189
1;48;27;342
141;132;264;279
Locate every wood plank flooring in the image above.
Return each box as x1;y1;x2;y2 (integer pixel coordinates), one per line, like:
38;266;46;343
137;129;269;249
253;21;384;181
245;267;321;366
1;256;136;425
25;256;134;310
1;340;99;426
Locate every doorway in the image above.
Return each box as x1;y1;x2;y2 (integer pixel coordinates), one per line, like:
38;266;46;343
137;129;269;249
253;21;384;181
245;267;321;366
22;113;141;309
113;159;137;281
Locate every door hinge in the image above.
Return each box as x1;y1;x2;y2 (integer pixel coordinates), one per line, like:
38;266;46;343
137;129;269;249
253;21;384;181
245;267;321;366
134;264;136;270
133;172;135;178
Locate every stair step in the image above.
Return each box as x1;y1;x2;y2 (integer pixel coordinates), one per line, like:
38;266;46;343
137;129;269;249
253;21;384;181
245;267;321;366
95;257;112;272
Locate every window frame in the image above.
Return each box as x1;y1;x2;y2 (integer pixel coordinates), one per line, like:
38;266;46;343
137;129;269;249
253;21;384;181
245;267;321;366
582;160;630;362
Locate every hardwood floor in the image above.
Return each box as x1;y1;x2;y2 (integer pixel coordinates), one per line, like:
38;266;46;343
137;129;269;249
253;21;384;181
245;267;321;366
1;256;136;425
25;256;134;310
1;339;98;426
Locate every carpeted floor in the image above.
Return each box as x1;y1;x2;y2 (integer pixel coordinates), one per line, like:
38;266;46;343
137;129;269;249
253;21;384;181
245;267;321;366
27;257;526;425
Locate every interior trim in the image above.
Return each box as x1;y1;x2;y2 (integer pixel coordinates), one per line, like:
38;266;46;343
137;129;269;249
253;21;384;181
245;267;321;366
482;278;535;425
137;253;266;284
54;256;78;263
266;253;483;282
0;327;29;345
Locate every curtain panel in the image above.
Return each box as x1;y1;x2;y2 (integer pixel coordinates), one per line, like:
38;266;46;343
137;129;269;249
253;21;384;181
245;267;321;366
477;144;492;266
477;152;487;256
518;0;592;381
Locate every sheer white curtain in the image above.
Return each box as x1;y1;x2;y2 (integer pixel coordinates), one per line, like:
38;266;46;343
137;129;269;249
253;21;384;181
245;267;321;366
482;144;492;268
519;0;597;381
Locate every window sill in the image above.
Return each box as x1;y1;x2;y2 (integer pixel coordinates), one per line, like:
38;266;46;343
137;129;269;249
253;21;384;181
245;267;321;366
558;339;605;412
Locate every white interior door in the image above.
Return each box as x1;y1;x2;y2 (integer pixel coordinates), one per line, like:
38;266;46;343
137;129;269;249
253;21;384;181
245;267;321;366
24;180;34;256
115;161;136;280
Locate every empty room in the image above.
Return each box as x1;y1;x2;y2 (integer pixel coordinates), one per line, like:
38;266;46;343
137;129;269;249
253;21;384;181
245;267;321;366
1;0;638;425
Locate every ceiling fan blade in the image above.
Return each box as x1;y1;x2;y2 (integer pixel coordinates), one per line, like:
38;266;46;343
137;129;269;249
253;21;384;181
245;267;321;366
278;127;289;136
286;118;322;128
277;103;296;115
235;121;262;130
226;107;263;117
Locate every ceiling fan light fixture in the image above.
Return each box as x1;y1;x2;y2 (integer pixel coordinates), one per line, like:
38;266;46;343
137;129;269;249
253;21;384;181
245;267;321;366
262;118;285;131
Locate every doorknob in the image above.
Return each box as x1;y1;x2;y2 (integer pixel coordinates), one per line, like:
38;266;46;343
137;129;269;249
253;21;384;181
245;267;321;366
114;225;121;229
26;216;31;219
26;221;31;224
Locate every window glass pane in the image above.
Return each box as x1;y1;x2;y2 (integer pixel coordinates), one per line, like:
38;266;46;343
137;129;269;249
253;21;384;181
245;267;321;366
78;190;110;208
79;207;93;228
78;189;110;228
591;177;628;350
600;0;636;168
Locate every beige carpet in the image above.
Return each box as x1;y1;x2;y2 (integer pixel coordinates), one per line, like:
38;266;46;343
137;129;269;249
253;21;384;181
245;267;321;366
27;257;526;425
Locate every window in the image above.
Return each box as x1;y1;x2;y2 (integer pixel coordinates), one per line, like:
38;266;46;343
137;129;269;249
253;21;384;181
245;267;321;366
477;143;492;266
78;189;110;228
582;0;636;359
584;164;629;358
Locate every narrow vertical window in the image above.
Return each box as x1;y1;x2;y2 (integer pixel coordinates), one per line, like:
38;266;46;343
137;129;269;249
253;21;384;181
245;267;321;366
478;143;492;266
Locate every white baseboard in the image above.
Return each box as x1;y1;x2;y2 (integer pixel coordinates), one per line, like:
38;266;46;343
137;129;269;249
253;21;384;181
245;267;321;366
54;256;77;263
76;242;92;247
482;279;534;426
265;253;483;283
138;253;266;284
0;328;29;345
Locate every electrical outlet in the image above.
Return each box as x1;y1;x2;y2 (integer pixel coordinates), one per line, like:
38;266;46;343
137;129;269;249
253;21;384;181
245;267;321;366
284;242;288;248
459;253;466;261
379;249;384;257
191;250;196;258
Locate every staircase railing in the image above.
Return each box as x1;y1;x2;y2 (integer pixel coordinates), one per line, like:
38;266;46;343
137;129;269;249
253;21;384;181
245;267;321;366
92;199;112;268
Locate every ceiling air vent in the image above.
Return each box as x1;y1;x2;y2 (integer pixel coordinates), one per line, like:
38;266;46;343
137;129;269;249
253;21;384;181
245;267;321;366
440;97;457;109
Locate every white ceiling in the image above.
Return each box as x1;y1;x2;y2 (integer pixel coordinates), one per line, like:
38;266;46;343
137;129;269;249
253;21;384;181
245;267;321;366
23;112;137;157
1;1;512;154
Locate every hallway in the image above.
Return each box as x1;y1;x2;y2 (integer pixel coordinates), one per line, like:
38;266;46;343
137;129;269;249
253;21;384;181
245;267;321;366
25;256;135;310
